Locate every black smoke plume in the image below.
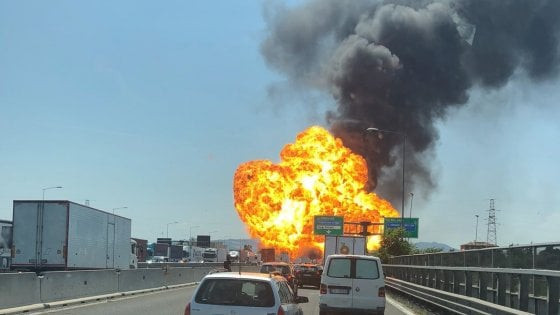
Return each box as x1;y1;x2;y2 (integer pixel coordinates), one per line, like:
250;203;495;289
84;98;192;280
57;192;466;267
261;0;560;203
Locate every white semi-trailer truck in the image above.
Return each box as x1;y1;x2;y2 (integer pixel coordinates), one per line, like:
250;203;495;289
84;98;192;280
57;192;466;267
12;200;132;270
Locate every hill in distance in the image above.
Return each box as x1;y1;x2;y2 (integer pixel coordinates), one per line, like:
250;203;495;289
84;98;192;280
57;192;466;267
414;241;455;252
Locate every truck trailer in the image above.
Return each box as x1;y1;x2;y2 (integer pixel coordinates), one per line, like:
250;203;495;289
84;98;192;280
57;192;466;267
260;248;275;263
323;235;366;264
12;200;131;270
0;219;12;270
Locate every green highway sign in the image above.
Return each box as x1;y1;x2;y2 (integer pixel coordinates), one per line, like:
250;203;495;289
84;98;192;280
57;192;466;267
314;216;344;236
384;218;419;238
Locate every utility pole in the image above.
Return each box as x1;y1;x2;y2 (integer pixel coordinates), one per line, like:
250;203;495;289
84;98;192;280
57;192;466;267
475;214;479;243
486;199;498;246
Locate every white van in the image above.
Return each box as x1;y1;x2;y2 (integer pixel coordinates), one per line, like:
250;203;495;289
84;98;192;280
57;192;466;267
319;254;385;315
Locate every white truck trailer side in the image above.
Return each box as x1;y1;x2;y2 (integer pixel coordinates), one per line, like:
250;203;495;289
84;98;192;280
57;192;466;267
12;200;131;270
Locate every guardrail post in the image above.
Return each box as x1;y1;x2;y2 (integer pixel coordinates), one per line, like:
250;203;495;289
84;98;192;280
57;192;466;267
547;276;559;315
453;271;462;294
465;271;473;297
443;270;451;292
479;272;488;301
497;273;507;306
434;269;440;289
518;274;529;312
424;269;430;287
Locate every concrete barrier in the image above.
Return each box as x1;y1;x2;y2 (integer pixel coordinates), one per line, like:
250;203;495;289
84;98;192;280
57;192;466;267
118;268;165;291
0;265;264;311
164;267;195;286
40;270;118;302
192;267;213;282
0;272;40;308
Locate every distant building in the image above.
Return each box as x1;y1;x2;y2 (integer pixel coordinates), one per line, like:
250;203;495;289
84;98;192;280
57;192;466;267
460;241;497;251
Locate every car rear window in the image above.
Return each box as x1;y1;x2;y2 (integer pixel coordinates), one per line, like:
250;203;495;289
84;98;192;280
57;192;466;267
327;258;351;278
195;279;275;307
298;266;318;272
356;259;380;279
260;265;290;275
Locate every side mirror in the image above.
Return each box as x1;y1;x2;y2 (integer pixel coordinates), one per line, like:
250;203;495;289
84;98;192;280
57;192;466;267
295;296;309;303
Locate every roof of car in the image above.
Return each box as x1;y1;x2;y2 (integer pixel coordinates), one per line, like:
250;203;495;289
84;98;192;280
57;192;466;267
326;254;380;260
203;272;286;282
261;262;290;266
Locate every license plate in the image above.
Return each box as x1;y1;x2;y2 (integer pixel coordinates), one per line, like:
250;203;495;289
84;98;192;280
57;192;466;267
303;274;312;277
329;287;349;294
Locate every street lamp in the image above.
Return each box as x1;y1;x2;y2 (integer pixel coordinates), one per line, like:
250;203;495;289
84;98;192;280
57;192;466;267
366;127;407;228
112;206;128;215
475;215;480;243
166;221;179;238
42;186;63;201
409;192;414;219
188;225;200;262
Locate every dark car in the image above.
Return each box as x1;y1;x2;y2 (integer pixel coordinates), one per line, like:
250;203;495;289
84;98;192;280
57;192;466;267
259;262;299;295
294;264;322;288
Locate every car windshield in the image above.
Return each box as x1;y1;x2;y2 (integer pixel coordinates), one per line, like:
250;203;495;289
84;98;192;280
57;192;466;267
195;279;274;307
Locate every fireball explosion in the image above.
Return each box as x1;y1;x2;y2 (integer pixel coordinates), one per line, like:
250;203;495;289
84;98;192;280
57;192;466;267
233;126;399;257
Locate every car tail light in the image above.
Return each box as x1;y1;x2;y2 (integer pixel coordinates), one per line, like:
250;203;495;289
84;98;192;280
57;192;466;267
320;283;327;294
378;287;385;297
277;305;285;315
184;302;191;315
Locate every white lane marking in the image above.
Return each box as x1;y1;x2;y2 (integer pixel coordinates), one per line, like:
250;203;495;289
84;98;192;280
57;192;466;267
386;296;416;315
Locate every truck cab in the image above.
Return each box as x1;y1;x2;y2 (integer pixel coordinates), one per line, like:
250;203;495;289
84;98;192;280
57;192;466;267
130;239;138;269
202;248;218;262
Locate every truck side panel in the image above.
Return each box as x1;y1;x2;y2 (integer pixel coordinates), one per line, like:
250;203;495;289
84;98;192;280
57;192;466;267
12;202;39;267
40;202;67;266
67;204;109;269
114;215;131;269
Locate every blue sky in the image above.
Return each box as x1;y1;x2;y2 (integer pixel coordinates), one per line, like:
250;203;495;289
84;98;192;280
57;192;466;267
1;1;559;248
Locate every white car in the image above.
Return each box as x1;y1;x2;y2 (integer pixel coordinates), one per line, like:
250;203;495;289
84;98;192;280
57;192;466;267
319;254;385;315
185;272;309;315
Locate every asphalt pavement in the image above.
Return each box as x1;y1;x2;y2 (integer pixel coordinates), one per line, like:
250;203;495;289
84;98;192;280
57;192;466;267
30;285;412;315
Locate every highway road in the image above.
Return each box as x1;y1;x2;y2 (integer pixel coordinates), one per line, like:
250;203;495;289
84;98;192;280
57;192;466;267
32;285;412;315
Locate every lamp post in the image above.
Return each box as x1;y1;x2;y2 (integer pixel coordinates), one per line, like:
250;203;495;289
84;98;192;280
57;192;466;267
42;186;63;201
366;127;407;228
189;225;200;262
409;192;414;219
112;206;128;215
166;221;179;238
475;215;479;243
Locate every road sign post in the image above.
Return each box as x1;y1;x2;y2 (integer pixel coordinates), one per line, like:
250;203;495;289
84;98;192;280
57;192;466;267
314;216;344;236
384;218;419;238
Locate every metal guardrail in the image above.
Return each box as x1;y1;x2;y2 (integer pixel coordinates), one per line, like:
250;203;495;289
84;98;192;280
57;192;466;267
385;277;531;315
388;242;560;270
383;264;560;315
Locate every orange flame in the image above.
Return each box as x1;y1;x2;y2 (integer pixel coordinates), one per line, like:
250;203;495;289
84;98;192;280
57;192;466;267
233;126;399;257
